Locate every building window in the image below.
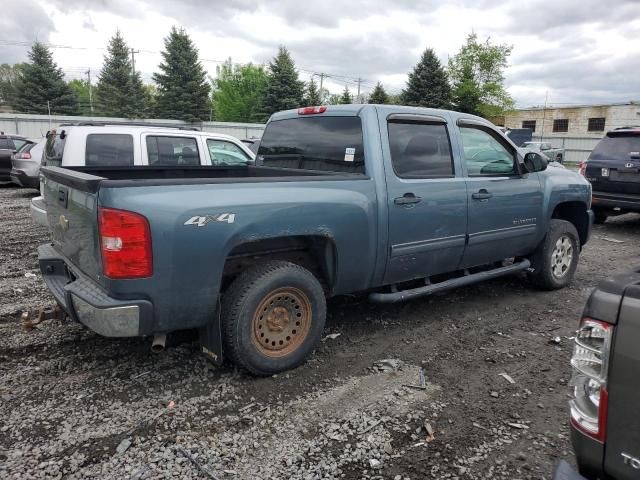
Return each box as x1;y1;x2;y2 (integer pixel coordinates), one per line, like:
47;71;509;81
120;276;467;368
522;120;536;131
553;119;569;133
588;117;606;132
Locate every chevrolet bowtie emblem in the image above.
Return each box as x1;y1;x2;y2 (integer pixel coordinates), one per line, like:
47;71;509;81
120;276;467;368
59;214;69;231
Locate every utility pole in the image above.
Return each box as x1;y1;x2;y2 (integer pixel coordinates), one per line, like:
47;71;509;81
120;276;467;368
318;73;325;92
85;68;94;114
130;48;140;75
540;90;549;138
356;77;362;104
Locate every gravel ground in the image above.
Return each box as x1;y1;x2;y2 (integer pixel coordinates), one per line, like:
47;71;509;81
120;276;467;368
1;184;639;480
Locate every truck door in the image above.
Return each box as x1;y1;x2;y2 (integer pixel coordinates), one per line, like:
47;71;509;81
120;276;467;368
456;120;543;268
381;113;468;284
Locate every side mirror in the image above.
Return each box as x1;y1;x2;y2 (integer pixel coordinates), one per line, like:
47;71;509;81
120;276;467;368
523;152;548;173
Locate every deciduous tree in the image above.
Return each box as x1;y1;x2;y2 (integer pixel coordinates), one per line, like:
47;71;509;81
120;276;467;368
448;33;514;117
212;60;269;122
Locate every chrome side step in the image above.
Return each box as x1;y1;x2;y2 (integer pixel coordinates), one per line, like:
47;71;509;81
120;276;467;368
369;259;531;304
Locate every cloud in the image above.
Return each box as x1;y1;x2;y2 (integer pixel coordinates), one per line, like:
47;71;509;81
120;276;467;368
0;0;55;63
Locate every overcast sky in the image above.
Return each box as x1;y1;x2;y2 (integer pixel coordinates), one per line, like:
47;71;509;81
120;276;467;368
2;0;640;108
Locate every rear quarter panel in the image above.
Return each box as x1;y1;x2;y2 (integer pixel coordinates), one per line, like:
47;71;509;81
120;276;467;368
98;178;378;332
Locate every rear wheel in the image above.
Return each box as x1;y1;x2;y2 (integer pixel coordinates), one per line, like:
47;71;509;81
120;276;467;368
221;261;326;375
528;219;580;290
593;208;608;224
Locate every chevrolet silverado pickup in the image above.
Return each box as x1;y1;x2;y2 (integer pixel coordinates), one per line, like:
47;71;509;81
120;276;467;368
37;105;593;375
554;268;640;480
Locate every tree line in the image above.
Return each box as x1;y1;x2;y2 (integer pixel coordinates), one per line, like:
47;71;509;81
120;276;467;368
0;29;513;124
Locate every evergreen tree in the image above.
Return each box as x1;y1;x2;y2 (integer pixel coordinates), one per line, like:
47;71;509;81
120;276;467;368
96;32;148;118
262;46;304;116
368;82;389;104
448;33;514;117
339;85;352;104
153;27;211;122
402;47;452;109
304;77;322;106
14;43;78;115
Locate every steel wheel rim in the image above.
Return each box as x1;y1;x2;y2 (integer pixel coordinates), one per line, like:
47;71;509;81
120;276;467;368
551;235;573;279
252;287;312;358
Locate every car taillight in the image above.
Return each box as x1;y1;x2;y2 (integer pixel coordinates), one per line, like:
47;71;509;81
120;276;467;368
297;106;327;115
98;207;153;279
569;318;612;441
578;161;587;176
18;152;32;159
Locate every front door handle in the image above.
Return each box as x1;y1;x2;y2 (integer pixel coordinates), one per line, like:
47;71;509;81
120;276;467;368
472;189;492;200
394;193;422;205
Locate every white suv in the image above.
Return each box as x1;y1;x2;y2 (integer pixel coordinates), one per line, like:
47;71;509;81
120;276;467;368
31;123;255;226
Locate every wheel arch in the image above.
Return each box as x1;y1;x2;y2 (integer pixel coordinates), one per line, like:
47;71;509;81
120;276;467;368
222;235;337;295
551;201;590;246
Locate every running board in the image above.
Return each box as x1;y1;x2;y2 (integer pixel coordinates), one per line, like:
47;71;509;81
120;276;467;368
369;259;531;304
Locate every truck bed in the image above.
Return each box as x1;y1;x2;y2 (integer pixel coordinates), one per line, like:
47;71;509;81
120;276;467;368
43;165;366;193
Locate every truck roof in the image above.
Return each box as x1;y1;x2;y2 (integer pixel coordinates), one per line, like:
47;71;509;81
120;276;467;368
270;104;493;126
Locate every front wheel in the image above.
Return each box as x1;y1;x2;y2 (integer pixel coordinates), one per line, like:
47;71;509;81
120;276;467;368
221;261;326;375
528;219;580;290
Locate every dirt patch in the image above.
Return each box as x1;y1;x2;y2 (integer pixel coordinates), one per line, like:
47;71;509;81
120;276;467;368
1;184;639;479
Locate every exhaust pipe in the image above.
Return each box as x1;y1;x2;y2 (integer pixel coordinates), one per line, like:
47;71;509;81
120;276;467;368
151;333;167;353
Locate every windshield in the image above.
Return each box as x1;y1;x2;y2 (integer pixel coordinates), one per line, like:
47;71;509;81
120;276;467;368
589;133;640;161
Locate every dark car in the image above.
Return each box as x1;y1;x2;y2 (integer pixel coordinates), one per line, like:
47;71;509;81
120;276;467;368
0;133;34;184
554;268;640;480
580;127;640;223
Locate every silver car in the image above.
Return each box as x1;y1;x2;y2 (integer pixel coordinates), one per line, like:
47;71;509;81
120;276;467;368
11;139;45;190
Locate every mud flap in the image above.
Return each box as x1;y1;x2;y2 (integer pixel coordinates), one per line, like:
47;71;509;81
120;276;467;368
198;300;223;366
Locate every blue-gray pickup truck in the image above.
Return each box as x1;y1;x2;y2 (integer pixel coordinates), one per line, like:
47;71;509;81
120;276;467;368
37;105;594;375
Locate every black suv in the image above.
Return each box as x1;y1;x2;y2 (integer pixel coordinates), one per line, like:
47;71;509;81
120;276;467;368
581;127;640;223
0;133;33;184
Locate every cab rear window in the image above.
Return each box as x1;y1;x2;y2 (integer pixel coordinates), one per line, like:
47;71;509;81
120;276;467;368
257;116;365;174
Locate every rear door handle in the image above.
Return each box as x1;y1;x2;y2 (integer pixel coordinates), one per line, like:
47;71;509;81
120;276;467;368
394;193;422;205
472;189;492;200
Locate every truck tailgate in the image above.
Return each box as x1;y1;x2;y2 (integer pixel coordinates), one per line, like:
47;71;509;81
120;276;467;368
42;167;102;281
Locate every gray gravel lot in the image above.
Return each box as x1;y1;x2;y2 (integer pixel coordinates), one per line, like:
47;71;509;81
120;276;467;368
1;184;639;479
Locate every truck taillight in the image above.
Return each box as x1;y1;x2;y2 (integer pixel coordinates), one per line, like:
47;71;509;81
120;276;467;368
98;207;153;279
578;161;587;177
569;318;612;441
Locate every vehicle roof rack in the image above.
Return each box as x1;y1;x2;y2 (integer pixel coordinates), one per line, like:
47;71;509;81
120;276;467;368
57;121;200;131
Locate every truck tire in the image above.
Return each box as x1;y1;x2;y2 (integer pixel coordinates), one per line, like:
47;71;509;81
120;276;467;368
221;261;326;375
593;208;608;224
528;219;580;290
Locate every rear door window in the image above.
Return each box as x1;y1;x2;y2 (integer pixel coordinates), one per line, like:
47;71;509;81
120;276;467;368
257;116;365;174
146;136;200;166
388;122;454;178
206;139;250;166
86;134;134;166
589;133;640;160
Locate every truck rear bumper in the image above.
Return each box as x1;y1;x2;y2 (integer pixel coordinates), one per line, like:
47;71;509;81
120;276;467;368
38;243;153;337
592;191;640;212
30;196;48;227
